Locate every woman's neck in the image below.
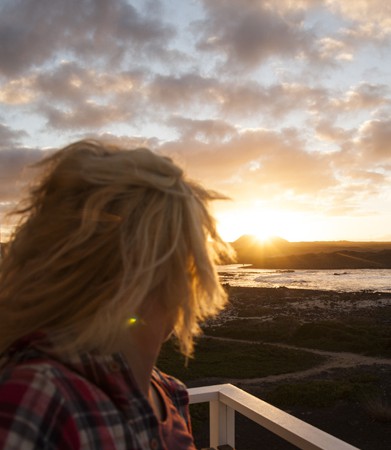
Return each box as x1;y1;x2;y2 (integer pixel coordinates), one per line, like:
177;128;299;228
118;300;174;400
119;328;162;397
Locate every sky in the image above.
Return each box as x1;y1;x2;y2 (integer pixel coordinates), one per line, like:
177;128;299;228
0;0;391;242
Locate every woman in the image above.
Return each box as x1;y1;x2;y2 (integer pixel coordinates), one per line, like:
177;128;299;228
0;140;232;449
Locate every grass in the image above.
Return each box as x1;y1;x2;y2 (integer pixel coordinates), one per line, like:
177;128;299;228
264;376;379;408
364;396;391;422
290;320;391;357
157;337;325;382
205;318;391;358
205;317;300;342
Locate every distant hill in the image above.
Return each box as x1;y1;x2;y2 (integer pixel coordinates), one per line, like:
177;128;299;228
2;237;391;269
230;235;391;269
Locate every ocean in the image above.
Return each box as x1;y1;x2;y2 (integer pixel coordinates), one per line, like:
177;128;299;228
218;265;391;293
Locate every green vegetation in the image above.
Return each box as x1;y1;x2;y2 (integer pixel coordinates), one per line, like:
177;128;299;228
364;396;391;423
265;375;379;408
290;320;391;357
158;286;391;431
157;337;324;382
206;317;300;343
205;318;391;358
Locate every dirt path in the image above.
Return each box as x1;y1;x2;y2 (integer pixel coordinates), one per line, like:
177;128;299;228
204;335;391;385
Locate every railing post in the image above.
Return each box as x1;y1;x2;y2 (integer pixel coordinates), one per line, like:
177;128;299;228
209;398;235;448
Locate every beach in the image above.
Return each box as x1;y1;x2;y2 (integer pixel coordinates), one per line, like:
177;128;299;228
160;286;391;450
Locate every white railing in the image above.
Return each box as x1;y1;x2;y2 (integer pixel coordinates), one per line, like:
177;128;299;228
188;384;359;450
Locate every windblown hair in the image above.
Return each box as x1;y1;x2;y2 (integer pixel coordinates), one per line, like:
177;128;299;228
0;140;233;357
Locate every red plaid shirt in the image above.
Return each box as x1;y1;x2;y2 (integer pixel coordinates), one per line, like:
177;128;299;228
0;335;195;449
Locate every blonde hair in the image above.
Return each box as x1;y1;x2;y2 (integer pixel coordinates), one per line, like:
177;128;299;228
0;140;233;357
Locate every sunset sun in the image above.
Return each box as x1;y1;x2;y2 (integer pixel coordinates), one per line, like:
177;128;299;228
253;233;276;245
215;206;331;243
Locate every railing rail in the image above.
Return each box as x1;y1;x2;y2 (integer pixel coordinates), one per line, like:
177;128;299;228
188;384;359;450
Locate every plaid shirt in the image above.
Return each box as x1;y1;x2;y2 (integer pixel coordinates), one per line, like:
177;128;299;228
0;335;195;449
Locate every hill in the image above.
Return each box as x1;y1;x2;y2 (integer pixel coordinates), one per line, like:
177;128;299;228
231;235;391;269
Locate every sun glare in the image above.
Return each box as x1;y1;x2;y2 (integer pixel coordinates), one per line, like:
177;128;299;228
216;209;278;242
216;207;326;243
253;233;274;244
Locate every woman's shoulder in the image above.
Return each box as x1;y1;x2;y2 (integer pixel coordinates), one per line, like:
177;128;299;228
152;366;187;390
0;334;79;390
0;350;141;449
0;352;83;449
1;347;69;381
152;367;189;406
1;351;83;407
0;346;104;406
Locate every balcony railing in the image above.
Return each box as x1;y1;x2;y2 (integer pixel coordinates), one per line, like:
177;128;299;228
188;384;359;450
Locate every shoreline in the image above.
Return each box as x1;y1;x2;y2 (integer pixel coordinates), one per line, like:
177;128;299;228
219;267;391;293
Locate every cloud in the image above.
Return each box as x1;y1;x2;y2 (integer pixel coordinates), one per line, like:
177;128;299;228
316;118;391;180
196;0;314;71
33;61;146;104
193;0;391;76
356;118;391;162
167;117;236;142
0;122;28;149
158;119;391;219
0;146;44;203
148;73;218;110
271;0;391;40
0;0;175;77
4;65;386;134
147;72;331;122
160;126;335;195
3;62;147;130
330;83;390;112
315;119;352;143
218;82;329;120
40;101;132;130
328;0;391;38
0;76;36;105
317;37;354;61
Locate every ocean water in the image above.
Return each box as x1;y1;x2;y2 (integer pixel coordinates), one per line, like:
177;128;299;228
218;265;391;293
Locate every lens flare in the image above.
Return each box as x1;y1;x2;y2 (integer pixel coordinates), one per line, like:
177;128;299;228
127;317;138;326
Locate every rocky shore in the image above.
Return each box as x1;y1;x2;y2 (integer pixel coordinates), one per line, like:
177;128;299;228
221;285;391;321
